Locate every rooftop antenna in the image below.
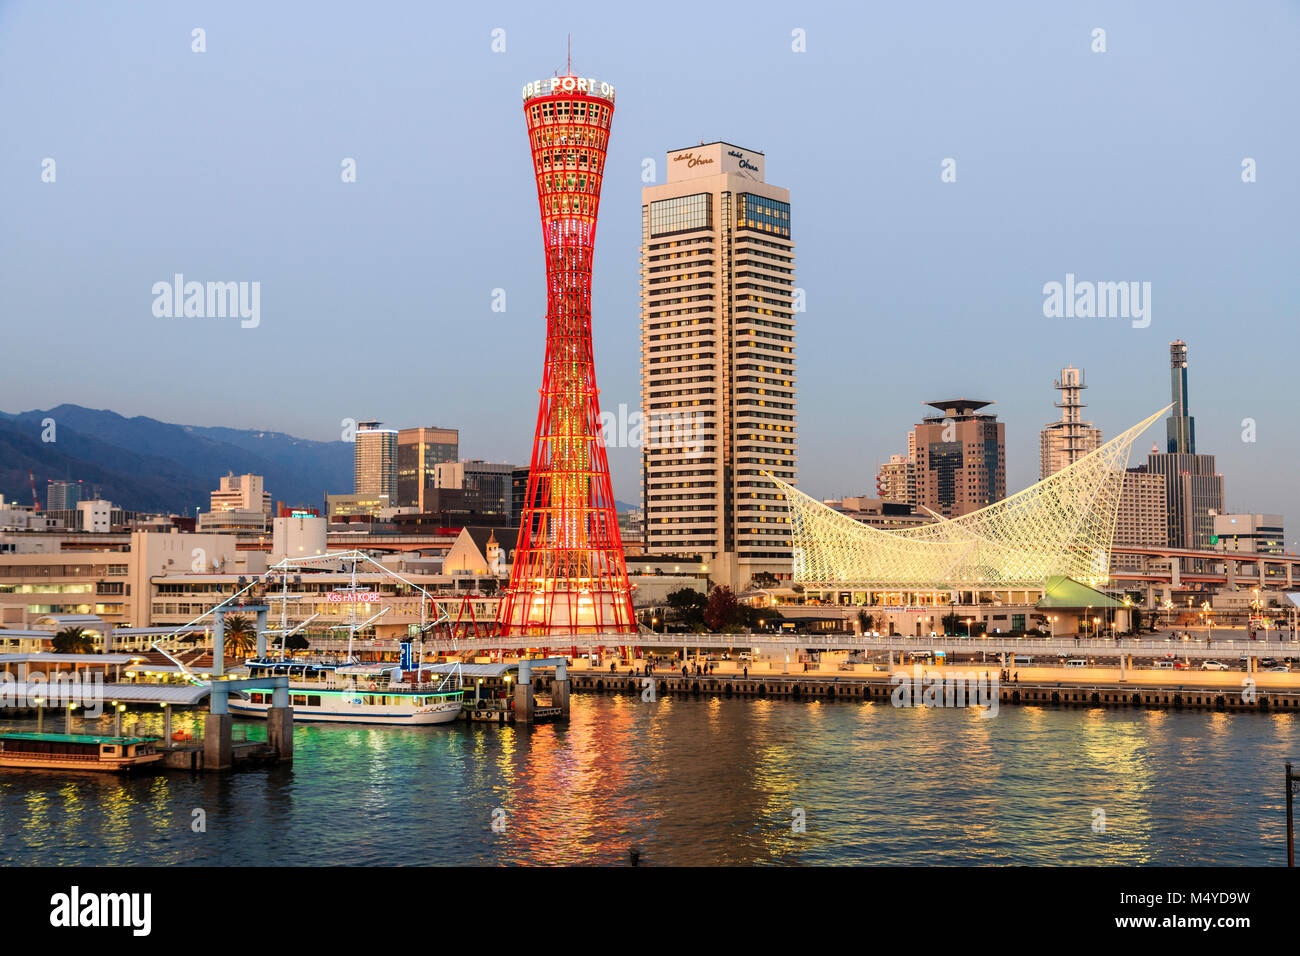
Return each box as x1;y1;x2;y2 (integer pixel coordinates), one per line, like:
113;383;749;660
567;34;571;75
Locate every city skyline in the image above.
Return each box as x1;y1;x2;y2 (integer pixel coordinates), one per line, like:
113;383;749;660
2;1;1297;532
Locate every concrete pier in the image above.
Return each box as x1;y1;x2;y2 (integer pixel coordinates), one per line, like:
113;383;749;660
514;680;535;723
551;676;570;718
203;712;233;770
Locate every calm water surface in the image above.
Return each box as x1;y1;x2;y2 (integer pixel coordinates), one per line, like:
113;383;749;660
0;695;1295;865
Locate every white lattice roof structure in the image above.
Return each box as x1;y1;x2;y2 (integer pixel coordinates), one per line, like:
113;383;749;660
773;406;1170;589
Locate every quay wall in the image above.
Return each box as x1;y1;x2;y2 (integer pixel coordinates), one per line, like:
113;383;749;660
552;672;1300;713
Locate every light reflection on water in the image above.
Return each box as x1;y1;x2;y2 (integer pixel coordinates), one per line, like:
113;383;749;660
0;697;1294;866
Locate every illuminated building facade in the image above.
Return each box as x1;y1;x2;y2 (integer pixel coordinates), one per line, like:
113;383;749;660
496;72;635;636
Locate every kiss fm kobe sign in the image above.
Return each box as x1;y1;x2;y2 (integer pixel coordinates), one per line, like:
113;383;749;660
667;143;765;182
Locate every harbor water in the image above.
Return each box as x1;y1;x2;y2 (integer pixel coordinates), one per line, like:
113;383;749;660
0;695;1295;866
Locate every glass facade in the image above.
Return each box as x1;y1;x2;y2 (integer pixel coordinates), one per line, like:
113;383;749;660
737;194;790;237
649;193;711;237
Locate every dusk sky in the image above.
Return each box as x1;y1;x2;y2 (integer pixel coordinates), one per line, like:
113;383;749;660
3;1;1297;532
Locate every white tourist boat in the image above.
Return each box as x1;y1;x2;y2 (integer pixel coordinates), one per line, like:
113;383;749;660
229;658;464;726
228;553;464;726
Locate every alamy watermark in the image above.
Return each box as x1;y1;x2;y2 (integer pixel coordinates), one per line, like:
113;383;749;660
600;403;707;454
1042;273;1150;328
0;672;105;716
152;274;260;328
890;665;999;718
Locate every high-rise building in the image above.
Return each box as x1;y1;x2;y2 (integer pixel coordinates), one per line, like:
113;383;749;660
209;473;271;516
1147;342;1224;549
1212;513;1284;554
354;420;398;500
510;466;530;523
46;480;81;512
1166;340;1195;453
912;399;1005;519
876;454;916;506
496;71;635;636
1040;366;1102;478
639;141;797;590
396;426;459;510
1114;466;1168;547
434;460;514;518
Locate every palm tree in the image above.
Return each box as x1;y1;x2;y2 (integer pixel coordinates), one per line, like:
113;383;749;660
222;615;257;659
51;626;93;654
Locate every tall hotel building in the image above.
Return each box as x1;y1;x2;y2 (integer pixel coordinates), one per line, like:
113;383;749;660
639;142;796;590
354;420;398;500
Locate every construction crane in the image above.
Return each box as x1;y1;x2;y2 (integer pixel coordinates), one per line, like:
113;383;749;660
28;472;40;512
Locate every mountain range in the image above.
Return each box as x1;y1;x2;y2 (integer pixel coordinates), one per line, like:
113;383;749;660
0;405;352;515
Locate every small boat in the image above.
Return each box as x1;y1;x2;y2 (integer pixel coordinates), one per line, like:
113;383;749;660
229;658;465;726
0;733;163;772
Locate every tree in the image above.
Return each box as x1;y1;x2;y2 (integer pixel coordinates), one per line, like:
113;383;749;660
51;626;93;654
479;577;499;597
704;586;739;632
285;634;310;651
666;587;707;630
223;615;257;659
941;611;962;635
857;609;874;633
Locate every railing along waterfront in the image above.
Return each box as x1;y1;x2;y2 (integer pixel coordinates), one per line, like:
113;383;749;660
305;632;1300;659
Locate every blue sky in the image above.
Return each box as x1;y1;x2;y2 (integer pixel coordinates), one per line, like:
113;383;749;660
2;1;1297;532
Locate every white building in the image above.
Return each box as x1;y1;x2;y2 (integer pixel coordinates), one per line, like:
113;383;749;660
210;473;271;515
1213;513;1285;554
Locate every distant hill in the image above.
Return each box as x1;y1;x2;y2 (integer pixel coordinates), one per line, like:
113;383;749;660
0;405;352;515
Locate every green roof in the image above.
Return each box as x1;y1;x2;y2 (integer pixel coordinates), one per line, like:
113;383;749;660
1037;576;1126;609
0;732;156;746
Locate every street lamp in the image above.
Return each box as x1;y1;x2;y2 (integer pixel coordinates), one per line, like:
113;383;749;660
965;617;974;639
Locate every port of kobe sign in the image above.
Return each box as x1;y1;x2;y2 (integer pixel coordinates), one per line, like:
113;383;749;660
522;76;615;102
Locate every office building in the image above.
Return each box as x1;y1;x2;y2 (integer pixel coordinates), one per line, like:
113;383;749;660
46;480;81;512
912;399;1005;519
640;141;797;590
1040;366;1102;478
354;420;398;499
396;426;459;510
1213;513;1284;554
209;473;271;516
1114;467;1168;547
434;461;513;518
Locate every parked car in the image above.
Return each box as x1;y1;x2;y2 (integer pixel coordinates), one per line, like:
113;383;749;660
1201;660;1229;671
1173;660;1191;670
1154;660;1176;670
1064;659;1087;669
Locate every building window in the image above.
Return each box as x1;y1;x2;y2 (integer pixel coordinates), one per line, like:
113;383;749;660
650;193;711;237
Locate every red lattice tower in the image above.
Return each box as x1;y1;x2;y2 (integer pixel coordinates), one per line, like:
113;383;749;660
496;73;635;637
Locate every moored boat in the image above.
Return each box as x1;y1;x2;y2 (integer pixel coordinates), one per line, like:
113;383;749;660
0;733;163;772
229;658;464;726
